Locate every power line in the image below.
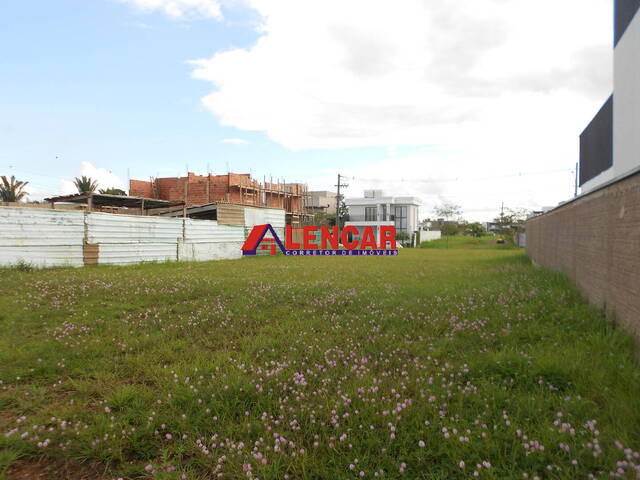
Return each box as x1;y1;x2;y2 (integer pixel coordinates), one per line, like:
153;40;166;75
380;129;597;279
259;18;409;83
347;168;574;185
0;165;65;182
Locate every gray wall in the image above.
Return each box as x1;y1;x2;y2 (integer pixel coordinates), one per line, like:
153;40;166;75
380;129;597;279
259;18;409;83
579;95;613;186
614;7;640;180
615;0;640;45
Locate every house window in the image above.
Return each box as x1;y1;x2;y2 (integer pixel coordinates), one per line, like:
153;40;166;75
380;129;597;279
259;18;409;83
365;206;377;222
381;204;387;221
394;206;407;232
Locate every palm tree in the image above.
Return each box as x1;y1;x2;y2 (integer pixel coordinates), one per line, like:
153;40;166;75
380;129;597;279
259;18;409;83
98;187;126;196
73;176;98;194
0;175;29;202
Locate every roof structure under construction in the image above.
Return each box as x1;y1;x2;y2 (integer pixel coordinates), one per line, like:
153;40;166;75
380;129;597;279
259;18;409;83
129;172;313;225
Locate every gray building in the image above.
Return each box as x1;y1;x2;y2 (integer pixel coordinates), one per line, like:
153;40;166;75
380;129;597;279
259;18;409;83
307;191;337;214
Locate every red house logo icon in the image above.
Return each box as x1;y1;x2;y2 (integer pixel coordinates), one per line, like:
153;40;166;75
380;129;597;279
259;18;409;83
241;224;287;256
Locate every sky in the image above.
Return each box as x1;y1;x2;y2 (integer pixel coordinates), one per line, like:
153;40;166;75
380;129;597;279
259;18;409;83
0;0;614;221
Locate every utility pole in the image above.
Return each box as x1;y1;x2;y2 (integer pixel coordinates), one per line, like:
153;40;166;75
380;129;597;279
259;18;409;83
335;174;349;230
498;201;505;241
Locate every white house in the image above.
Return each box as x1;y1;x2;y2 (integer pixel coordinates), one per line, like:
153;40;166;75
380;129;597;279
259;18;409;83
344;190;421;244
579;0;640;192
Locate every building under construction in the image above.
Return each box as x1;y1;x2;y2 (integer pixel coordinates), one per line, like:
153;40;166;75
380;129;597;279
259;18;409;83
129;172;312;226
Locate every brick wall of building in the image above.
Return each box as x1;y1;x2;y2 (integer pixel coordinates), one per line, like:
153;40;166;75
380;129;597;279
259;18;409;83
129;173;308;214
526;171;640;335
129;180;154;198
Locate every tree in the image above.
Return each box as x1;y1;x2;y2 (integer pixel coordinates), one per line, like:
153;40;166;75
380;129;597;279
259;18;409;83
466;222;486;238
493;207;530;245
73;176;98;194
98;187;126;196
395;231;410;246
0;175;29;202
312;212;333;227
441;222;459;236
433;201;462;222
334;201;349;227
433;202;463;248
338;200;349;220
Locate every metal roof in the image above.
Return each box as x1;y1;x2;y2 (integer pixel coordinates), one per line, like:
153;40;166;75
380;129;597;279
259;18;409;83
44;193;184;209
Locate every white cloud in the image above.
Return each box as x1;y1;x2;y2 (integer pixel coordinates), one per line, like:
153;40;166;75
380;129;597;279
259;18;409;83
22;185;55;203
118;0;222;19
221;137;249;145
59;162;127;195
190;0;612;151
189;0;613;217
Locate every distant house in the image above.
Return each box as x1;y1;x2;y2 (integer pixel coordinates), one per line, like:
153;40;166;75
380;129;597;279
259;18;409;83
344;190;421;244
307;191;337;214
526;207;553;219
484;222;501;234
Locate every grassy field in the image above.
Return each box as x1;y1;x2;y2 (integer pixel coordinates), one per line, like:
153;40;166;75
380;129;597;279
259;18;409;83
420;235;516;250
1;249;640;479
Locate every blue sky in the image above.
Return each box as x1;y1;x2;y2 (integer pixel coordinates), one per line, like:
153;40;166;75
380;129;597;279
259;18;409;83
0;0;613;220
1;1;302;186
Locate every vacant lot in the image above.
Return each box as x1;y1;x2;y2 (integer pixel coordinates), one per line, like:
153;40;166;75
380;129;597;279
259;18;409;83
1;250;639;479
420;235;517;250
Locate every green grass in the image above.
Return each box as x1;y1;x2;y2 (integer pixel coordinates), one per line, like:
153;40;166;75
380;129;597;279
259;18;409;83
1;250;639;479
420;235;517;250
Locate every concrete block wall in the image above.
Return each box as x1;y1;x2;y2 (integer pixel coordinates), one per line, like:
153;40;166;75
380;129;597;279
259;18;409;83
526;171;640;335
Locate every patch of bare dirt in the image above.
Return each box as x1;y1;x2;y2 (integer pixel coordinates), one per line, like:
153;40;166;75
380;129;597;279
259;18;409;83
5;458;107;480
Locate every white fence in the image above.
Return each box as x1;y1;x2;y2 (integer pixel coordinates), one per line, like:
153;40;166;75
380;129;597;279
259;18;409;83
420;230;442;242
87;213;183;244
244;207;286;228
0;207;249;268
0;208;85;267
180;219;245;262
517;232;526;248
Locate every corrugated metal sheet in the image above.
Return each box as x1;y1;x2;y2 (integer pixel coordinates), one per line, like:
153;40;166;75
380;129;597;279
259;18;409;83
244;207;286;228
216;204;245;226
87;213;182;244
0;207;246;267
0;246;84;267
183;219;245;243
0;207;84;247
178;241;243;262
97;243;177;265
